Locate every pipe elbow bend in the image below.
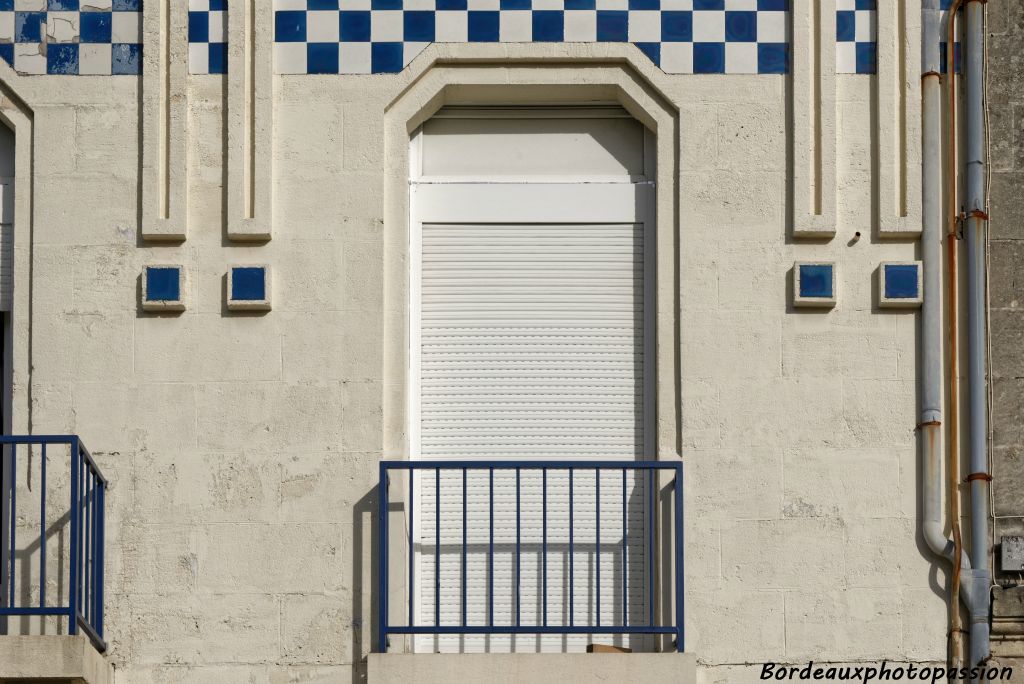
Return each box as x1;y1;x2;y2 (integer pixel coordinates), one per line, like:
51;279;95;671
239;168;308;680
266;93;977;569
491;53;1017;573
923;520;971;570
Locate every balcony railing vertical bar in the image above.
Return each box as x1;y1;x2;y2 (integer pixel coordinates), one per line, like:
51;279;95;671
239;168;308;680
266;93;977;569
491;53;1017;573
377;461;684;652
461;467;467;629
647;469;654;628
595;470;600;629
542;469;547;629
622;468;627;627
488;468;494;629
378;463;389;652
568;468;574;629
515;468;521;628
434;468;440;630
39;443;45;609
407;470;413;629
674;465;685;653
0;436;106;653
7;442;15;609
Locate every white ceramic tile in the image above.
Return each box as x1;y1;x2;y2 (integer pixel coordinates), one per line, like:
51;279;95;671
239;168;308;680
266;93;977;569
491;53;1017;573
435;10;468;41
659;40;692;72
370;10;403;41
628;10;660;42
724;40;756;72
563;9;595;41
45;11;79;43
111;9;141;43
78;42;112;74
339;40;371;72
498;9;531;41
835;40;856;73
188;41;209;73
692;9;724;42
306;9;340;41
756;9;786;43
274;41;307;74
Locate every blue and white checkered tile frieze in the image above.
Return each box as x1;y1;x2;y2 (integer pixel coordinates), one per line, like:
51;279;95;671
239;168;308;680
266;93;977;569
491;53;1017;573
838;0;961;75
835;0;874;74
0;0;141;75
272;0;791;75
189;0;226;74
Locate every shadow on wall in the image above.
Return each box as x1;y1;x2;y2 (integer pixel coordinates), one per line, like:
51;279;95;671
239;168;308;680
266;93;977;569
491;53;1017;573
352;484;381;680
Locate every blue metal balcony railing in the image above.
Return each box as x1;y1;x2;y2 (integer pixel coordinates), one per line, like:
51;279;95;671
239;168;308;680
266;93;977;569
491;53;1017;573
0;436;106;652
378;460;683;653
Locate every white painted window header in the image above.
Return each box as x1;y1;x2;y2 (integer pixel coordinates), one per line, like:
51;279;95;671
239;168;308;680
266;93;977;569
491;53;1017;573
419;106;647;181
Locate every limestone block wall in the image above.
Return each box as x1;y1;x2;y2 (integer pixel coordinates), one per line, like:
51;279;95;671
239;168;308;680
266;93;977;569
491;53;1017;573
0;2;952;682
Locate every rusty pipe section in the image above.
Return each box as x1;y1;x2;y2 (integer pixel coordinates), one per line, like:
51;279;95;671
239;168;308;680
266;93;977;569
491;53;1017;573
921;0;974;670
921;0;970;577
962;0;992;674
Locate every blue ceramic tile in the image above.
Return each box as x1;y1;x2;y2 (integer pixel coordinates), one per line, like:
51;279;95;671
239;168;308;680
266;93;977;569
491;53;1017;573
884;264;920;299
231;267;266;301
799;264;833;299
146;267;181;302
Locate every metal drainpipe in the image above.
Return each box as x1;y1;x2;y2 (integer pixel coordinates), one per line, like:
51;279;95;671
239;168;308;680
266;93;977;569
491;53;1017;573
963;0;992;673
920;0;975;664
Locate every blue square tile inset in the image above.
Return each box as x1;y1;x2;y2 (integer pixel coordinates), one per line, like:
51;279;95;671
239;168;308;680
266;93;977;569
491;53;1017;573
275;10;307;42
533;10;563;41
146;267;181;302
661;11;692;41
724;11;756;42
47;44;78;74
112;43;142;74
855;41;877;74
468;11;499;40
80;11;112;43
758;42;787;74
884;264;920;299
307;42;339;73
836;10;855;41
230;267;266;302
404;11;435;42
340;12;371;41
208;42;228;74
15;12;45;43
799;264;834;299
188;10;209;43
596;11;628;41
371;41;403;72
693;41;725;73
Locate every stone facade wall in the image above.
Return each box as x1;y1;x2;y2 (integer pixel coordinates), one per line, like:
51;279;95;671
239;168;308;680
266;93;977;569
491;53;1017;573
988;0;1024;672
0;13;952;684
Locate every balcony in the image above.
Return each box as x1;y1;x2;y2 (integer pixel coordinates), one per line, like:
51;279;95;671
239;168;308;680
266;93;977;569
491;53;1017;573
373;460;692;683
0;435;111;684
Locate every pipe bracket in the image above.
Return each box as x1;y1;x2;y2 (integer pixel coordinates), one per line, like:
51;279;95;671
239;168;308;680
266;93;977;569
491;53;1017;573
965;472;993;482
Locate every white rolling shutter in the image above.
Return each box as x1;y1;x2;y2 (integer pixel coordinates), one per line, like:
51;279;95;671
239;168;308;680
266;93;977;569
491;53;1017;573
411;107;655;653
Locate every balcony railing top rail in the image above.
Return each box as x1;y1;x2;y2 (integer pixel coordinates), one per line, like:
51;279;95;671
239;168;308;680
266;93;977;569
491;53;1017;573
0;435;106;652
378;459;683;654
